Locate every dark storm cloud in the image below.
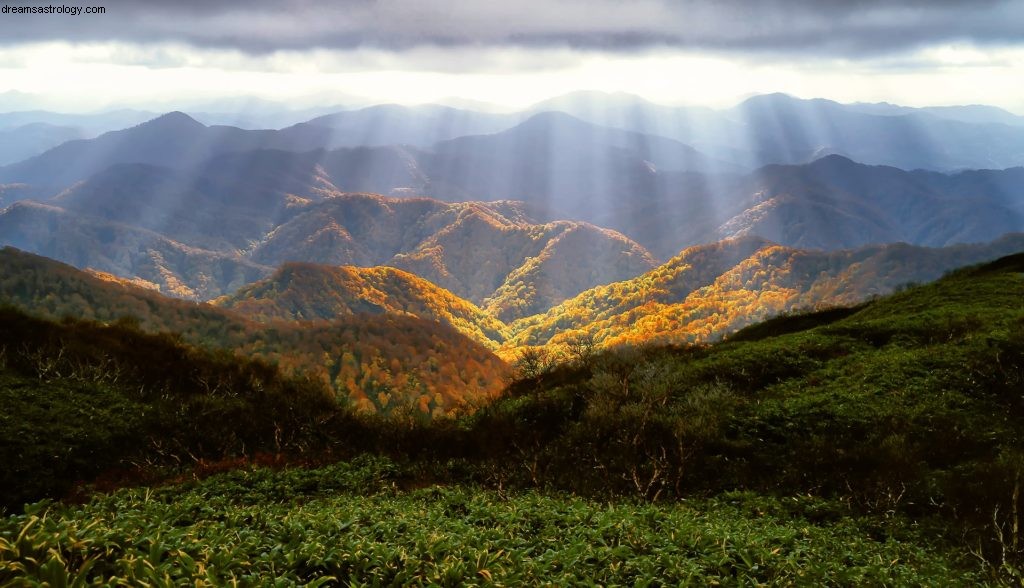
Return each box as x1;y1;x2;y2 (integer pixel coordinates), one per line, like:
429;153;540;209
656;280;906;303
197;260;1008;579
0;0;1021;56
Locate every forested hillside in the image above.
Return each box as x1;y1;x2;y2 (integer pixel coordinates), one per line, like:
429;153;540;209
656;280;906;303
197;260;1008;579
0;248;508;412
217;262;508;348
507;233;1024;350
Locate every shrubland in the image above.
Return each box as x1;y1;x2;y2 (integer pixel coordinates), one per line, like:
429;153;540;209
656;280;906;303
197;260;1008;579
2;252;1024;583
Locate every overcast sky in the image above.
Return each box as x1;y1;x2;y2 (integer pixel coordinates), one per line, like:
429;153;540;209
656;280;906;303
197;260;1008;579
1;0;1022;112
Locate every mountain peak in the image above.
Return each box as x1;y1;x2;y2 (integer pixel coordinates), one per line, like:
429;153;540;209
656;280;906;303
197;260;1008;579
139;111;205;130
736;93;842;113
512;111;592;132
738;92;799;106
807;153;860;168
521;110;586;124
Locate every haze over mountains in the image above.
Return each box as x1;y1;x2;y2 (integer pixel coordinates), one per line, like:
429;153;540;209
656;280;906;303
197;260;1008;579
1;91;1023;370
536;91;1024;170
1;92;1022;255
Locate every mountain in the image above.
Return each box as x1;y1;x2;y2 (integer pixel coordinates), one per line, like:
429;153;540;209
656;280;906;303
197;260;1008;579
0;247;508;412
427;109;714;178
216;263;509;349
0;183;38;208
0;105;516;192
292;110;1022;257
525;91;737;161
0;201;272;298
0;108;156;135
3;176;656;312
0;112;345;190
506;233;1024;350
478;222;660;321
4;99;1024;296
723;93;1024;170
50;156;326;252
586;154;1024;257
8;94;1024;199
847;101;1024;127
250;193;657;320
7;139;1024;285
7;150;1024;300
530;91;1024;171
714;155;1024;250
408;111;721;237
0;123;85;166
50;162;281;253
304;104;522;147
42;144;426;252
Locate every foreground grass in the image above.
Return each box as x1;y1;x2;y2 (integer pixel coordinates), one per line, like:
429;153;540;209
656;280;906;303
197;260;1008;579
0;458;984;586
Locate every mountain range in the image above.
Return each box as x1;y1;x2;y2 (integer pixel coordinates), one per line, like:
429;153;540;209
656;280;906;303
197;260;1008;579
208;230;1024;353
4;91;1024;185
4;86;1024;588
5;222;1023;367
531;91;1024;171
1;91;1024;407
2;97;1021;261
0;189;655;316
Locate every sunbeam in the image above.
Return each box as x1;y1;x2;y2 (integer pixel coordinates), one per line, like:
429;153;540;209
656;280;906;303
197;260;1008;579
3;2;1024;583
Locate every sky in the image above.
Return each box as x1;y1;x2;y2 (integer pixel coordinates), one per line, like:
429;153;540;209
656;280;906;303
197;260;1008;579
0;0;1023;113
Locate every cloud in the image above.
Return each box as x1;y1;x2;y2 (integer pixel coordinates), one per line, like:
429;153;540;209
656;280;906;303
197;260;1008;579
0;0;1021;57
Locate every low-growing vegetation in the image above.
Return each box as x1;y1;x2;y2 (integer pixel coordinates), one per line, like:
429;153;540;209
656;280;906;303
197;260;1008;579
1;252;1023;583
0;458;987;585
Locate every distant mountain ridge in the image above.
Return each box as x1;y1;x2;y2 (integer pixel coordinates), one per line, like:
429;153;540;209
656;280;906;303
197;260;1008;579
304;103;522;147
525;91;1024;171
0;112;349;190
0;123;85;166
2;102;1022;259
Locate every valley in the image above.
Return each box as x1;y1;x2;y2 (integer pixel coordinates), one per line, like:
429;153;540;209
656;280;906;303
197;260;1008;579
2;89;1024;584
